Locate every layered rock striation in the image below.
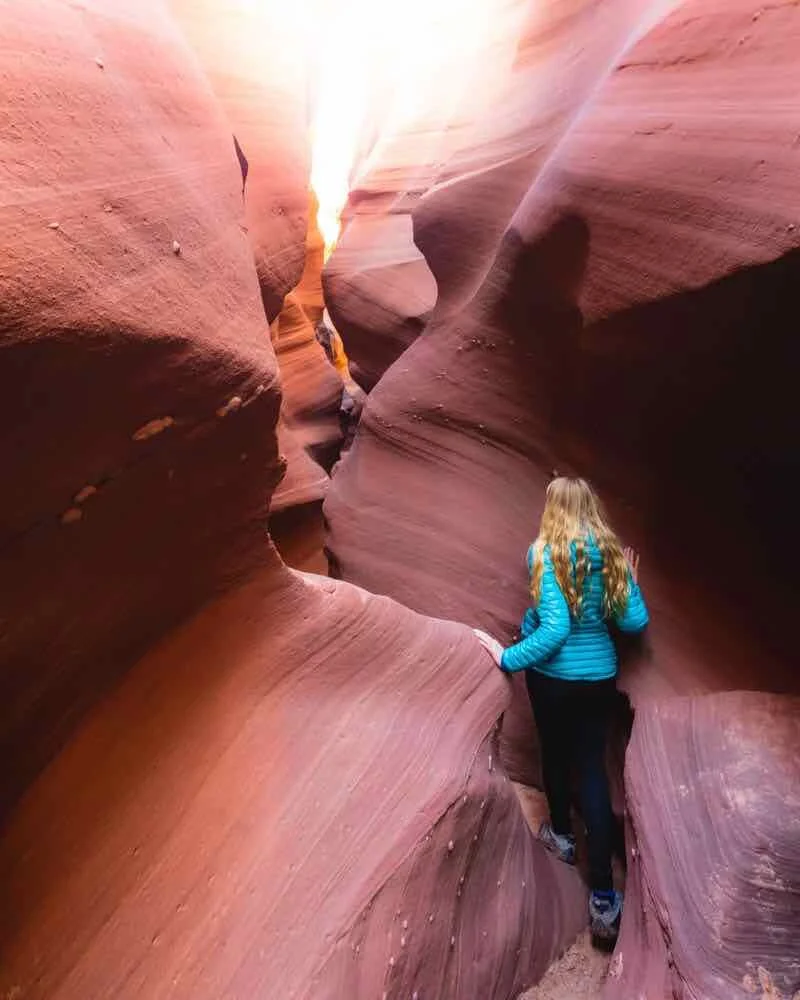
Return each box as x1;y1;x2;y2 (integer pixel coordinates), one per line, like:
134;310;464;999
0;568;586;999
0;2;590;998
325;0;800;993
0;0;283;813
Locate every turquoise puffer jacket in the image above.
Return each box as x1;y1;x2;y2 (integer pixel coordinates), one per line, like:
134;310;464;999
500;538;648;680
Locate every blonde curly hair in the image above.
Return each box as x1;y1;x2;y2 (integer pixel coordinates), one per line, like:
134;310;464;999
530;477;630;619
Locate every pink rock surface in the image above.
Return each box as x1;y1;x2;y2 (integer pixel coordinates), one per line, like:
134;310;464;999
0;0;282;814
322;0;597;388
169;0;310;320
325;0;657;386
326;0;799;768
0;564;586;999
270;413;330;514
324;208;436;389
325;0;800;983
0;4;588;997
3;0;797;995
609;692;800;999
326;0;680;785
171;4;339;511
270;207;344;488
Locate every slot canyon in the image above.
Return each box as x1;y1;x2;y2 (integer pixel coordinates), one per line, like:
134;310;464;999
1;0;798;997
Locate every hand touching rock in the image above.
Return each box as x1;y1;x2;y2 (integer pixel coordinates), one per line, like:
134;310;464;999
472;628;505;668
623;546;640;583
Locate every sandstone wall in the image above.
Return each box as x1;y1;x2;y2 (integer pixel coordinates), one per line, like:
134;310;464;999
0;0;282;813
0;3;590;998
325;0;800;993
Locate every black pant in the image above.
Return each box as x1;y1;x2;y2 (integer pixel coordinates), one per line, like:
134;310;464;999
526;670;616;892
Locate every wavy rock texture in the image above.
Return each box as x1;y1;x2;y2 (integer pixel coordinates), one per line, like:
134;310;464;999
0;0;283;815
169;6;339;511
611;692;800;999
325;0;800;986
4;0;798;996
324;206;437;390
0;3;589;998
269;203;344;512
326;0;676;781
321;0;550;388
169;0;310;320
0;566;587;1000
326;0;799;744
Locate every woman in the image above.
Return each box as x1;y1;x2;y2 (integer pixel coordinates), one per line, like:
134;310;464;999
474;476;648;944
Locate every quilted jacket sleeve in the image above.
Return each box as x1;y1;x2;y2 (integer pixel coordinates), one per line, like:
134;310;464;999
614;573;649;633
501;548;571;672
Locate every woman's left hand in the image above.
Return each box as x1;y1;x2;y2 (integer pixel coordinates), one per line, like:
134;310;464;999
623;546;640;583
472;628;505;668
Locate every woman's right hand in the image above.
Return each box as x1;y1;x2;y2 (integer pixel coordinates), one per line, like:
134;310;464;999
623;546;640;583
472;628;505;668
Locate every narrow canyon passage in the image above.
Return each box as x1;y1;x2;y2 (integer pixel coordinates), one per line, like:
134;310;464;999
1;1;798;999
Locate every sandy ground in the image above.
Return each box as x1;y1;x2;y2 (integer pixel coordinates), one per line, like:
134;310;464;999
519;932;610;1000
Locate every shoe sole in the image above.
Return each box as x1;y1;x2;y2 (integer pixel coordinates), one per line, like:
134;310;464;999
590;917;619;951
590;930;618;952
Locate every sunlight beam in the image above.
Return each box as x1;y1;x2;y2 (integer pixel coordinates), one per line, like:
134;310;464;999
306;0;497;257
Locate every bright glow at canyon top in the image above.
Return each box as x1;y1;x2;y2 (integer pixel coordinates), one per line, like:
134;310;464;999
306;0;496;256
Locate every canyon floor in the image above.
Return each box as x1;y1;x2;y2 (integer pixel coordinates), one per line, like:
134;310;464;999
519;933;609;1000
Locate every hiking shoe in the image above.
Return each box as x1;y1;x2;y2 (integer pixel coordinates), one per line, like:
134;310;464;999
537;822;576;865
589;889;623;946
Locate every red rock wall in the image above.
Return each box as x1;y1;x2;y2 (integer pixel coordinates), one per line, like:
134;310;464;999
325;0;800;988
169;0;310;320
4;0;797;996
0;0;283;814
167;9;340;509
0;570;586;1000
324;0;657;390
0;3;590;998
324;205;436;390
326;0;676;782
611;692;799;999
326;0;800;738
320;0;530;389
269;200;344;511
